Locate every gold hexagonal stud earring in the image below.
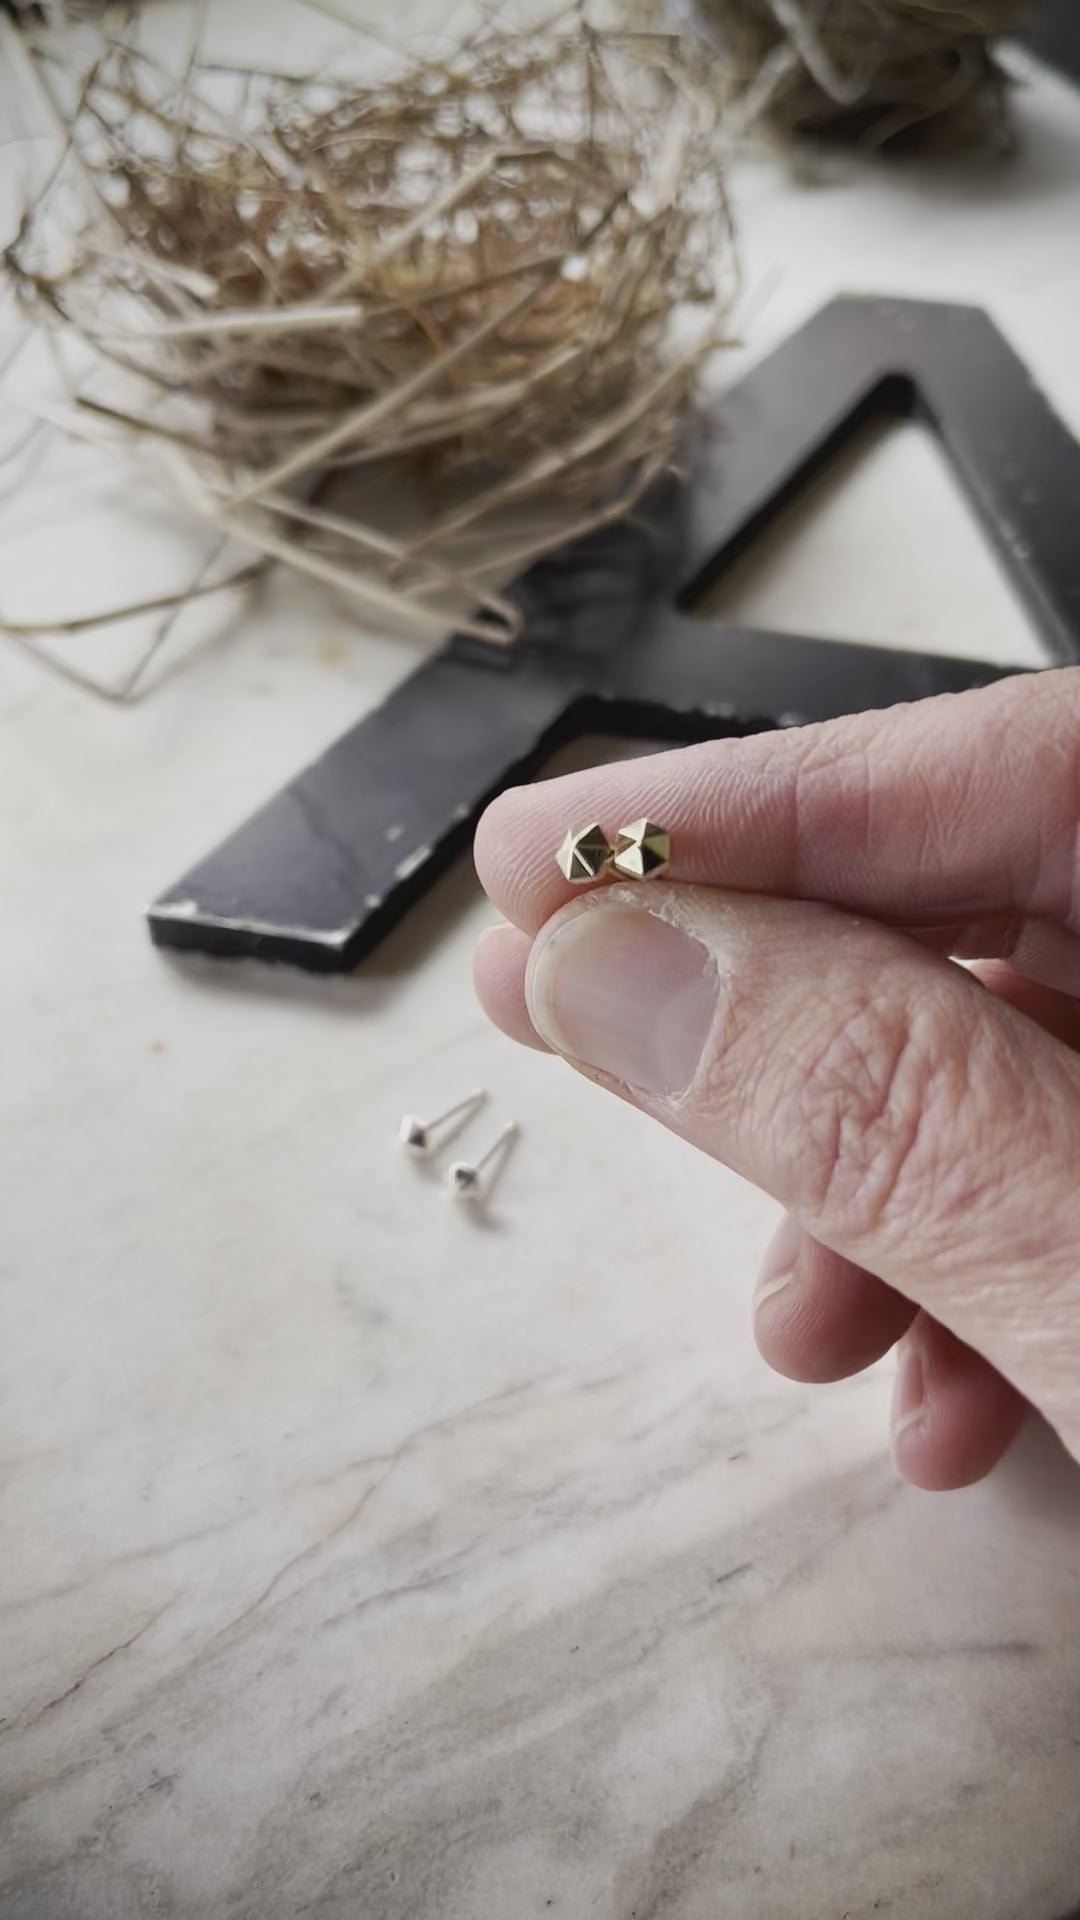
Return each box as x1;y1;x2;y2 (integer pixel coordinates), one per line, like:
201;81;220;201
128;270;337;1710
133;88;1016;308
612;819;670;881
556;822;613;885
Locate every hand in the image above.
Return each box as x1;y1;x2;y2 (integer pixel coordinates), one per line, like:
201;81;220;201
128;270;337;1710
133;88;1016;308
473;668;1080;1491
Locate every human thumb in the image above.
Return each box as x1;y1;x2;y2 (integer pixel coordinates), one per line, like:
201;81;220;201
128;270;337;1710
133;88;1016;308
524;883;1080;1459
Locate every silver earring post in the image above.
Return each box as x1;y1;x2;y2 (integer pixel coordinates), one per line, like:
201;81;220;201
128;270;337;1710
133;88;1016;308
398;1090;486;1154
448;1122;518;1201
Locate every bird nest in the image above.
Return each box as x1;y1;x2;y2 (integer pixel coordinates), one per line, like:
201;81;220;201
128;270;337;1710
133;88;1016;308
4;13;735;687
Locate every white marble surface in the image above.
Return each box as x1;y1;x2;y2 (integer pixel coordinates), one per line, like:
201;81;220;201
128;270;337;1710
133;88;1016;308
3;14;1080;1917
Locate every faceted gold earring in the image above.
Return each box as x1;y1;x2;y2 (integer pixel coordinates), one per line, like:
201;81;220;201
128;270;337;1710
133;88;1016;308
612;819;670;880
556;822;612;884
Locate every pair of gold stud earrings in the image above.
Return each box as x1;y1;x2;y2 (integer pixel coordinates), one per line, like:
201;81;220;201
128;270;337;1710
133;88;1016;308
556;817;671;886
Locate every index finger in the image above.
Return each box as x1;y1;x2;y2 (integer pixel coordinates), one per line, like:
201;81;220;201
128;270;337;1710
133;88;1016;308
474;668;1080;939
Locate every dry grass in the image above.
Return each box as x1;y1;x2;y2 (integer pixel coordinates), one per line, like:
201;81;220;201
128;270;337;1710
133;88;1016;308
3;8;735;690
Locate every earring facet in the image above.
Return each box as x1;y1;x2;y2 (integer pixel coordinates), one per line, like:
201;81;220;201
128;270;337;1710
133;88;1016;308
398;1090;486;1154
448;1122;518;1201
556;823;612;885
612;819;670;881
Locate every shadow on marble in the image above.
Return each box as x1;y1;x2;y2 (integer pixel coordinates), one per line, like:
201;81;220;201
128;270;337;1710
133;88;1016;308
987;1410;1080;1526
905;101;1080;212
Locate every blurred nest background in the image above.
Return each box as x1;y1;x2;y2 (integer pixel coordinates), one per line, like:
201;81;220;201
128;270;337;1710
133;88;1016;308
684;0;1038;146
2;6;735;691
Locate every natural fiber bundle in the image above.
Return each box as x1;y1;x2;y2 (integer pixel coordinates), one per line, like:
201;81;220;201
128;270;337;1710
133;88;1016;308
5;13;734;672
685;0;1037;145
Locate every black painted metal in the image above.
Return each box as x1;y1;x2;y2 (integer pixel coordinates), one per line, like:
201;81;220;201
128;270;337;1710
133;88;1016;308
149;296;1080;974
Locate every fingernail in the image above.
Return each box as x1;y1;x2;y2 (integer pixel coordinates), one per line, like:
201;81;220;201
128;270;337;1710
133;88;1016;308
525;899;717;1098
754;1213;804;1309
892;1339;927;1441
